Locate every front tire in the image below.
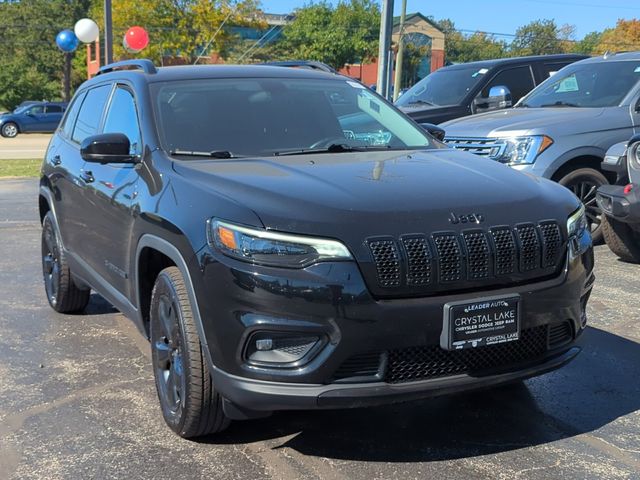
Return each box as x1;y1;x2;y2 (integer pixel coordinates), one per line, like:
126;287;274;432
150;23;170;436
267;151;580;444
1;122;18;138
41;211;91;313
150;266;230;438
602;215;640;263
558;168;608;244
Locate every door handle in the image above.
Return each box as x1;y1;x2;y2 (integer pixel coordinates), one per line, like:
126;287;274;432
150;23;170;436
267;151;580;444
80;170;94;183
51;155;61;166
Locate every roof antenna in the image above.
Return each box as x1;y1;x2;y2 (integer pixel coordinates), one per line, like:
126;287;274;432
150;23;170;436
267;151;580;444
603;50;610;59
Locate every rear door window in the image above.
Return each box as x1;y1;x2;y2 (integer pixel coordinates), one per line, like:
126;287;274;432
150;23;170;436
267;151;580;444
482;66;536;103
71;84;111;144
61;91;86;139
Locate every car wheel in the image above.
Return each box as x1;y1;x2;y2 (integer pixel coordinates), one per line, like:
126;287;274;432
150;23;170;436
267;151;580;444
150;266;230;438
1;122;18;138
601;215;640;263
558;168;608;244
41;211;91;313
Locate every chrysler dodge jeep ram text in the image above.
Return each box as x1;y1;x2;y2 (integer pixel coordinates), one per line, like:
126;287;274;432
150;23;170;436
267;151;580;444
39;60;595;438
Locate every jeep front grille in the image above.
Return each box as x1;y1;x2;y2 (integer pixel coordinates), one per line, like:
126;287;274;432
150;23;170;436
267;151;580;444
364;221;565;296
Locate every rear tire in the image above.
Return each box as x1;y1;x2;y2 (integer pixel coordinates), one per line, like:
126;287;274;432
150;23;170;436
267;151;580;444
1;122;18;138
150;266;230;438
558;168;608;244
601;215;640;263
41;211;91;313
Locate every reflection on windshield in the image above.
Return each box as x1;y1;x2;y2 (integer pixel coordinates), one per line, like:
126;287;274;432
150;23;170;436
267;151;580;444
153;78;431;157
396;66;489;107
520;61;640;108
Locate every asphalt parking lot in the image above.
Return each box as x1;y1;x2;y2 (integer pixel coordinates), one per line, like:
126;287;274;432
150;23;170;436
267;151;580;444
0;134;51;159
0;177;639;480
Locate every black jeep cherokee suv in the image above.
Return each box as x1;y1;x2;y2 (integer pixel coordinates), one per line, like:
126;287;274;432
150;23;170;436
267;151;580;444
39;59;595;438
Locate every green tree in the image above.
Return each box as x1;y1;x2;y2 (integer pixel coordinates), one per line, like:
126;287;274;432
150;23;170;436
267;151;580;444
572;31;602;54
0;0;92;110
90;0;264;64
434;18;507;63
510;19;575;56
269;0;380;69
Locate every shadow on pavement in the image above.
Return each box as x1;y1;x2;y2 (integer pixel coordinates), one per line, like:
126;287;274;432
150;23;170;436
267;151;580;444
205;326;640;462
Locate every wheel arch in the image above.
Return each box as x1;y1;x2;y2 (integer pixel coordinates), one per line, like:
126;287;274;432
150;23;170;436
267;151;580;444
134;235;214;369
547;148;614;183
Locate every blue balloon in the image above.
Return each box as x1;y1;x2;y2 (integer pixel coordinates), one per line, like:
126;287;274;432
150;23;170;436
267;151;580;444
56;30;79;52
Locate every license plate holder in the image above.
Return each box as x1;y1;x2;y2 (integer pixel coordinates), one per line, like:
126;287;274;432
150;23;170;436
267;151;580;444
441;295;521;350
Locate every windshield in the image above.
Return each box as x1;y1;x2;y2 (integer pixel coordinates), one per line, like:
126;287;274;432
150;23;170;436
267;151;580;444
395;65;490;107
520;60;640;108
13;105;30;114
152;77;431;157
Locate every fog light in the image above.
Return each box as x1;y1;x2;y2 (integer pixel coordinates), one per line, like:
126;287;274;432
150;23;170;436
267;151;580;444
245;332;321;366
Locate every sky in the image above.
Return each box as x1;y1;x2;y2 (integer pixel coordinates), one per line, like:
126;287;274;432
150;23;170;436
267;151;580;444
264;0;640;39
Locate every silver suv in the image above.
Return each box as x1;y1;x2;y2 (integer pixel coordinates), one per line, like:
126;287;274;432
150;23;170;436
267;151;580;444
442;52;640;242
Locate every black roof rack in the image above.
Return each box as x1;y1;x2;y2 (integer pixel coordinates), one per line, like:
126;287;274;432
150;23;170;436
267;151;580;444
260;60;337;74
97;59;157;76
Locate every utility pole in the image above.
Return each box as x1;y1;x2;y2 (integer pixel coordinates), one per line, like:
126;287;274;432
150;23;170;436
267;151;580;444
104;0;113;65
376;0;394;99
63;52;71;102
392;0;407;102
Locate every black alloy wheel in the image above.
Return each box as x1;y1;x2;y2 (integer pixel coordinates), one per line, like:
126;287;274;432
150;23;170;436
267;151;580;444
150;267;229;438
41;211;90;313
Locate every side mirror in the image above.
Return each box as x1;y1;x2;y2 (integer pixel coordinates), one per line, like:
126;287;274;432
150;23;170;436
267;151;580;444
81;133;135;164
476;85;513;112
420;123;446;142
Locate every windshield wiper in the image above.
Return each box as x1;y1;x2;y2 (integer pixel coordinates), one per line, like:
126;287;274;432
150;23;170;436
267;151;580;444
274;143;394;156
539;101;580;108
169;149;237;159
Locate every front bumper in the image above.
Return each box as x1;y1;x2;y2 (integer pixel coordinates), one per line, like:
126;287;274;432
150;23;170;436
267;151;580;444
213;345;582;413
597;184;640;224
192;232;594;413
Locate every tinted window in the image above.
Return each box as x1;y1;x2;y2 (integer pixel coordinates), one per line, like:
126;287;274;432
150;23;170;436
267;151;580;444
522;61;640;108
61;91;86;138
45;105;62;113
396;65;491;107
102;87;141;155
152;78;430;156
72;84;111;144
482;66;535;103
542;62;573;79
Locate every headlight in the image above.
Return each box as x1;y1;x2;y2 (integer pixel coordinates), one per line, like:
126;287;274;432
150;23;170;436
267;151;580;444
567;204;588;238
628;140;640;171
208;219;353;268
489;135;553;165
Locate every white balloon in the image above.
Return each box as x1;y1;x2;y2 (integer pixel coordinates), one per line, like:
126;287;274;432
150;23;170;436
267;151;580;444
74;18;99;43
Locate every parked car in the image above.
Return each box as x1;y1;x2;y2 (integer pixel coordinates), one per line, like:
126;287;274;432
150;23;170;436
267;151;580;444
39;59;594;438
597;136;640;262
0;101;67;138
396;54;587;125
441;52;640;243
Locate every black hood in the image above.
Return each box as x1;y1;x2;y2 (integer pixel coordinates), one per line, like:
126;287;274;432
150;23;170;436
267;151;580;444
398;104;469;125
173;148;579;241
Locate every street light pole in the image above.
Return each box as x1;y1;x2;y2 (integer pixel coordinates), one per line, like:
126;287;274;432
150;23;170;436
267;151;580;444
392;0;407;102
376;0;394;99
104;0;113;65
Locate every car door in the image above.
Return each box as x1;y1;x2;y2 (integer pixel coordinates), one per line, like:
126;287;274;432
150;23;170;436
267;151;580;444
43;104;64;132
56;84;112;259
20;104;46;132
77;84;142;295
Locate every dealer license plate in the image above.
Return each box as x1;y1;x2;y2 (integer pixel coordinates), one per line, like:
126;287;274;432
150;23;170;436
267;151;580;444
441;295;520;350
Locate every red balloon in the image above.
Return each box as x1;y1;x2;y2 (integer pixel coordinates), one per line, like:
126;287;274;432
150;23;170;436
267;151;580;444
124;26;149;52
